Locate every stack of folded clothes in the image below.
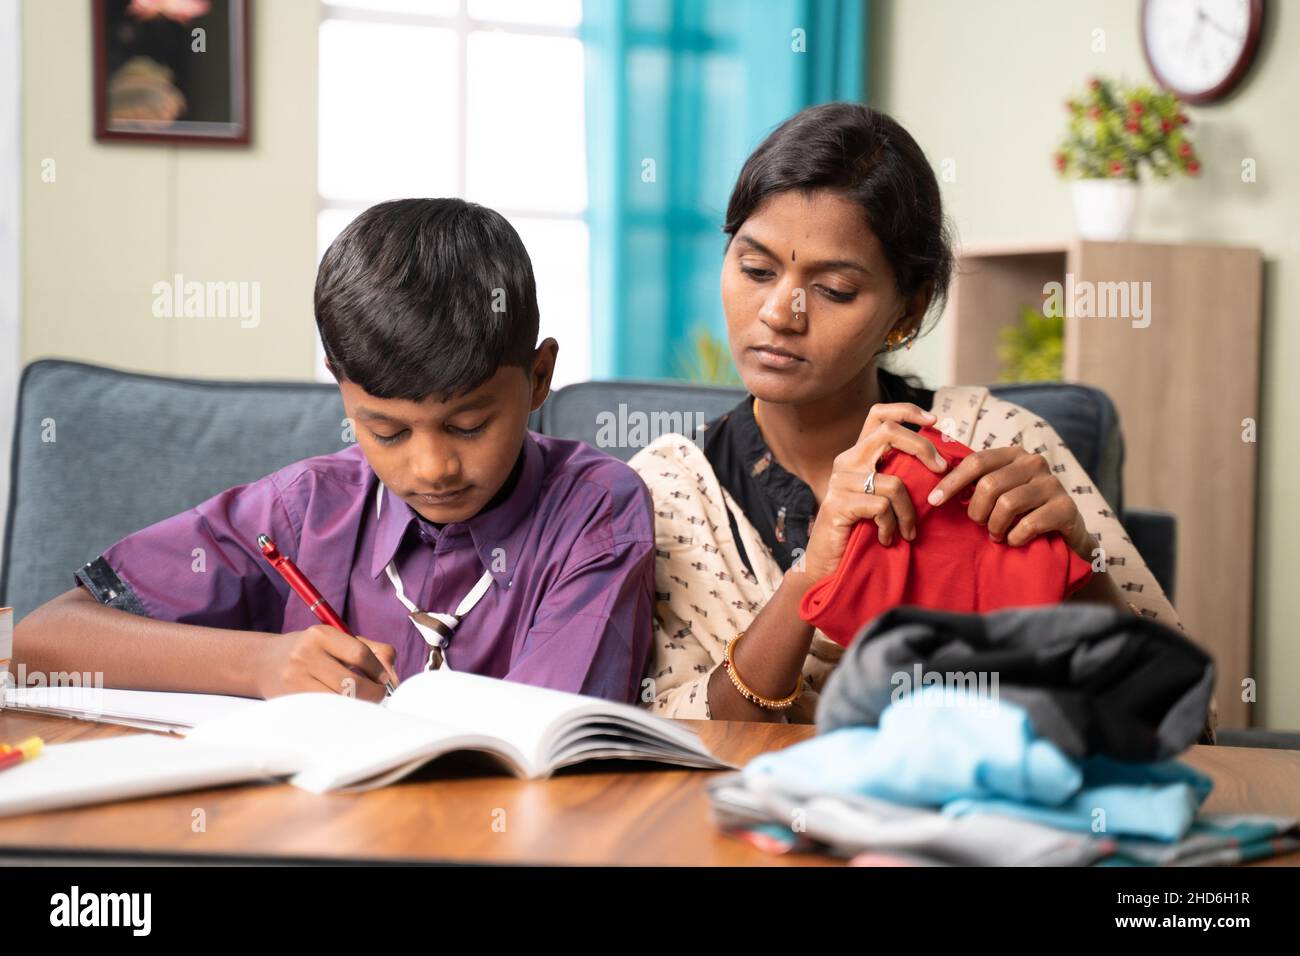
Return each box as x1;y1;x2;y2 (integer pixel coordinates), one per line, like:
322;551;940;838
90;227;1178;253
708;604;1300;866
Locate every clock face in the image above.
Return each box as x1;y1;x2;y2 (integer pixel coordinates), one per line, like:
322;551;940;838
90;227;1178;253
1142;0;1263;102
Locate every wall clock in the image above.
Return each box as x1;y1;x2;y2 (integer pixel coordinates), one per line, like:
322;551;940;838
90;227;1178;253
1141;0;1265;103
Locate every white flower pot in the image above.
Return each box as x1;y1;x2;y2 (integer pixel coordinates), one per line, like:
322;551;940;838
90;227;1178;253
1071;178;1139;241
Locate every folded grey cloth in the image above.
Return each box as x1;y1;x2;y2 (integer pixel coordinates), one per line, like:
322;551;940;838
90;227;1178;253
709;773;1299;867
707;772;1109;866
1105;815;1300;866
815;604;1214;761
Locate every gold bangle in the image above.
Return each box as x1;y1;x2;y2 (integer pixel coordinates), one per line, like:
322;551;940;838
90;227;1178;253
722;631;802;710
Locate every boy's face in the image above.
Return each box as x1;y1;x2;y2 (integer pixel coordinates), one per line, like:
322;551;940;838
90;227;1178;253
336;339;557;525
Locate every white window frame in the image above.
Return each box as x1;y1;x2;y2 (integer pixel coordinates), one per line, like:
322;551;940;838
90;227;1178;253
314;1;588;383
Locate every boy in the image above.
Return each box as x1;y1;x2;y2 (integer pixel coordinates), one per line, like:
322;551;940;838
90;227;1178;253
14;199;656;705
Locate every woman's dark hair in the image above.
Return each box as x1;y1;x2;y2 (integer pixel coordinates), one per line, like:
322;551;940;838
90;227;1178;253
723;102;955;335
315;198;539;403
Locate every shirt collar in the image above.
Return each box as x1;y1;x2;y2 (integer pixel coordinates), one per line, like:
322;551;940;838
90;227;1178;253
369;431;544;587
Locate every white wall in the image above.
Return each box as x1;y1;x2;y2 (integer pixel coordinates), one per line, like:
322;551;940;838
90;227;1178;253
21;0;319;380
1;0;22;561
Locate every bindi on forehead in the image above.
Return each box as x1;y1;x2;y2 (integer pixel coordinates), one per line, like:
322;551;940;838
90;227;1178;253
791;249;796;262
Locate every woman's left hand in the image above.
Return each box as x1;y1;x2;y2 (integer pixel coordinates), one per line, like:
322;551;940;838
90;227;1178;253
924;445;1095;560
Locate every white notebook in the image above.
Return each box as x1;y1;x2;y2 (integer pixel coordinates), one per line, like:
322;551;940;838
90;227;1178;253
0;670;733;817
0;735;282;818
2;685;258;734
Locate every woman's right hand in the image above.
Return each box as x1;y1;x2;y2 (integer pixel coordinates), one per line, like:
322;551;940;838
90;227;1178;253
798;402;949;582
253;624;398;702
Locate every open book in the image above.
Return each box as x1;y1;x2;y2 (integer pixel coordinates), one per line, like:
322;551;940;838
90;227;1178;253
0;669;733;817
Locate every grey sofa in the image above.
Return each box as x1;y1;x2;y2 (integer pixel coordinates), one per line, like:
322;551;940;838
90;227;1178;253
2;359;1176;624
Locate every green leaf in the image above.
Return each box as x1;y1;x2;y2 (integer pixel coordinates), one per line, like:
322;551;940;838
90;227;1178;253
672;327;744;386
998;306;1064;383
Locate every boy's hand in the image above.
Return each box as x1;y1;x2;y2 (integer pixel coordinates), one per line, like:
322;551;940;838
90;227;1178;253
355;636;400;688
254;625;398;702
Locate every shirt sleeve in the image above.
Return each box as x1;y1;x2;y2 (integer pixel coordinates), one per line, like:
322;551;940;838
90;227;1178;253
504;530;657;706
644;577;722;719
629;432;867;724
979;397;1217;740
629;435;760;720
985;398;1183;630
74;474;297;632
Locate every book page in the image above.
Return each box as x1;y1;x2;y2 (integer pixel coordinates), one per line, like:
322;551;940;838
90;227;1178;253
385;670;590;762
185;690;505;790
385;670;720;767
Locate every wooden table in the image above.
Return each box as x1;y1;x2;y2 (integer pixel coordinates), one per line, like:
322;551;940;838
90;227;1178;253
1;710;1298;865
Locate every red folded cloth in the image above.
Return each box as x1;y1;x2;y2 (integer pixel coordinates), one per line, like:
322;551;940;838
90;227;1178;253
799;426;1094;647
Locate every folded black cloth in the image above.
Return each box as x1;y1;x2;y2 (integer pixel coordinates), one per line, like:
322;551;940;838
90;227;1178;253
815;604;1215;762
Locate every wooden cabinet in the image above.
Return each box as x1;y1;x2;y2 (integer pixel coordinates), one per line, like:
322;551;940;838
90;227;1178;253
945;240;1263;727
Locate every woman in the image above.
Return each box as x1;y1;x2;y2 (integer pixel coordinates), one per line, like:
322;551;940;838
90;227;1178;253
629;102;1200;732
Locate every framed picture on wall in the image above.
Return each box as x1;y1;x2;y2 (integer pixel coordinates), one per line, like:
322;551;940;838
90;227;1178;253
92;0;251;145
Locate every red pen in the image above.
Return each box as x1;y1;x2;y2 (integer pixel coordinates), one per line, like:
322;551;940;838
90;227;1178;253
257;533;395;695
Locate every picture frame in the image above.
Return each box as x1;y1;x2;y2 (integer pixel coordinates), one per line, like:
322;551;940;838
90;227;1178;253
92;0;251;146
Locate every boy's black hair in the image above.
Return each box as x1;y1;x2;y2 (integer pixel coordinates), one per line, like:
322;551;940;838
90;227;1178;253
315;198;540;403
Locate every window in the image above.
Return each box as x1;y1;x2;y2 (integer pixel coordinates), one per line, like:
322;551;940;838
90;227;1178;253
316;0;590;388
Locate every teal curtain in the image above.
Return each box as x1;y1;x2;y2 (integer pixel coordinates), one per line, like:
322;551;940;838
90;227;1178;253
581;0;867;380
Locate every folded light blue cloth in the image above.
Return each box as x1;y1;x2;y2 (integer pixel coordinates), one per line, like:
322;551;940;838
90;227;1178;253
744;686;1212;842
944;756;1212;841
745;685;1082;807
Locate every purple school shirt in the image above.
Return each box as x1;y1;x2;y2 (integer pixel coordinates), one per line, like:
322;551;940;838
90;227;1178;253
74;431;656;703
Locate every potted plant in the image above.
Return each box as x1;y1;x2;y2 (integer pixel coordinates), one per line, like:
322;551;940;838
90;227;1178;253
1055;76;1200;240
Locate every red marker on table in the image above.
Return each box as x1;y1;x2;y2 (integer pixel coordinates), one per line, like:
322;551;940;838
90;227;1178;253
0;736;42;773
257;534;395;695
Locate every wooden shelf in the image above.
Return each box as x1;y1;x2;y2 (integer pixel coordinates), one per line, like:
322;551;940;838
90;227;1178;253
944;239;1263;727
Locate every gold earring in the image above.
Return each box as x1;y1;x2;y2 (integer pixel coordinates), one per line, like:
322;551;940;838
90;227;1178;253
886;329;915;351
